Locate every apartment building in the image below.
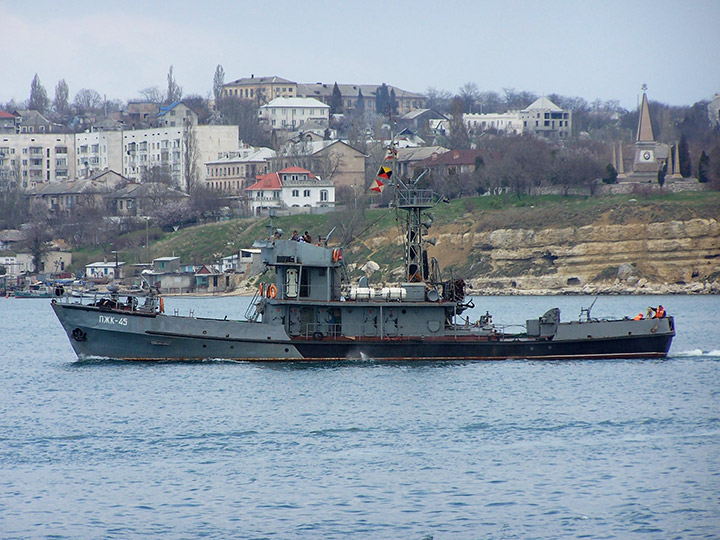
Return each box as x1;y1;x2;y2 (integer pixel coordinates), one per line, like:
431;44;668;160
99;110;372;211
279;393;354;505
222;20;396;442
0;133;76;187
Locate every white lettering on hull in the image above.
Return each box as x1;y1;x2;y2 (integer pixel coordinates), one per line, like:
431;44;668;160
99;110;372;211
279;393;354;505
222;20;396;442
98;315;128;326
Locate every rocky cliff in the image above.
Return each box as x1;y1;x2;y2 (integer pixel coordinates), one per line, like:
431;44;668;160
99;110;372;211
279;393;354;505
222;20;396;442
433;218;720;295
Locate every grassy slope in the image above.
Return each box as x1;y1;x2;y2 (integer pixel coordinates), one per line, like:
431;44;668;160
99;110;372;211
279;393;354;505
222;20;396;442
68;192;720;277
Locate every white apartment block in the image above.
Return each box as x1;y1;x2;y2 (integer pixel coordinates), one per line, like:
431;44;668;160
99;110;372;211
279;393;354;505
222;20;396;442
123;125;239;185
75;131;124;178
462;97;572;140
259;97;329;129
0;133;76;188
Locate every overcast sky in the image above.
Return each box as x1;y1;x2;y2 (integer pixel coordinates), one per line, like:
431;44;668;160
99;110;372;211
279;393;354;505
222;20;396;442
3;0;719;110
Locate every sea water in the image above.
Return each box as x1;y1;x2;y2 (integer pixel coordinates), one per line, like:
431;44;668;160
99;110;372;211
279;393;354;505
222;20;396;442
1;295;718;539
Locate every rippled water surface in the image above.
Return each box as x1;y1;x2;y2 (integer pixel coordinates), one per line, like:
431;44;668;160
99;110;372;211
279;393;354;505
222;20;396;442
1;295;719;539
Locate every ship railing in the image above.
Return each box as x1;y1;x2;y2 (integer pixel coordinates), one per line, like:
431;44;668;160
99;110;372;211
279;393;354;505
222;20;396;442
297;322;509;341
395;188;435;208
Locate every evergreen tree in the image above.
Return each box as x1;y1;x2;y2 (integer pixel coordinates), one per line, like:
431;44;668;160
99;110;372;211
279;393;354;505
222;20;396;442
29;74;49;113
213;65;225;102
355;89;365;116
678;134;692;177
330;82;343;115
657;163;666;188
698;150;710;183
389;88;398;117
375;83;390;115
53;79;70;118
602;163;618;184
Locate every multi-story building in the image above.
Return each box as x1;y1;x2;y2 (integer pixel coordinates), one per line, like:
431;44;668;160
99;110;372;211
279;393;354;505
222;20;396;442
122;124;239;186
259;97;329;130
75;130;124;178
221;75;297;104
296;82;427;115
0;111;18;133
156;102;198;128
462;97;572;139
245;166;334;216
0;133;76;187
205;146;275;194
272;139;366;189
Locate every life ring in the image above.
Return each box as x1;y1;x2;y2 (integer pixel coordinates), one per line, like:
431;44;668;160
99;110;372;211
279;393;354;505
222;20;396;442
332;249;339;262
313;331;324;341
267;284;277;298
258;283;264;297
54;286;65;297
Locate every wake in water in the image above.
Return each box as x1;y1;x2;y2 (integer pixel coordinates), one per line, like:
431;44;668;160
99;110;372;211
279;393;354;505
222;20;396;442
673;349;720;357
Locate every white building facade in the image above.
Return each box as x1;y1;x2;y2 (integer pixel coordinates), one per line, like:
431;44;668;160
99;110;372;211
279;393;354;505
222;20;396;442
0;133;76;187
259;97;329;130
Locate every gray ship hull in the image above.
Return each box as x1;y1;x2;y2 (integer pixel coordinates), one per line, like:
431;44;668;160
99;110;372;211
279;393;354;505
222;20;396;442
52;301;674;362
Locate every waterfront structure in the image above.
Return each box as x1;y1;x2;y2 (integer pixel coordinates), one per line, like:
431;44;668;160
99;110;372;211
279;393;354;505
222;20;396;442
85;260;126;280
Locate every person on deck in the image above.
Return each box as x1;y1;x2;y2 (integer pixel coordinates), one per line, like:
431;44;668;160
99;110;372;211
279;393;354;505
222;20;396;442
291;230;300;241
303;231;312;243
656;305;665;318
633;313;644;320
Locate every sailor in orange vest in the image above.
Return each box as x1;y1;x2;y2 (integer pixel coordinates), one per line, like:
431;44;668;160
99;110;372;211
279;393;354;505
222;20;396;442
633;313;644;320
656;305;665;318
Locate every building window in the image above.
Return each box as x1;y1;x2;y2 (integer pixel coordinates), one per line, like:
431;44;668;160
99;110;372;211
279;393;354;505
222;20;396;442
320;190;328;201
292;189;299;197
303;189;310;197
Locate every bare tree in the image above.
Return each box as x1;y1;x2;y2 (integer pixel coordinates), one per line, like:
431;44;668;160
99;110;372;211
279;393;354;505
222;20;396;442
458;82;481;113
216;96;271;146
73;88;103;115
425;87;454;114
166;65;183;104
141;163;174;185
213;65;225;102
53;79;70;119
182;125;199;193
139;86;164;104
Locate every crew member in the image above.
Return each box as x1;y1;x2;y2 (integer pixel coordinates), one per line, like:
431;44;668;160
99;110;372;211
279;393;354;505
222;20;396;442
656;305;665;318
303;231;312;243
633;313;644;320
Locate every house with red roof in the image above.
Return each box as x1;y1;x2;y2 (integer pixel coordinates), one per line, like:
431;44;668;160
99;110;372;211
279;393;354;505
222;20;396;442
245;166;334;216
0;111;19;134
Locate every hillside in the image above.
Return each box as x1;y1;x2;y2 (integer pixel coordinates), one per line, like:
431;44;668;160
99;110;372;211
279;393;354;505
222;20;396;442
102;192;720;294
